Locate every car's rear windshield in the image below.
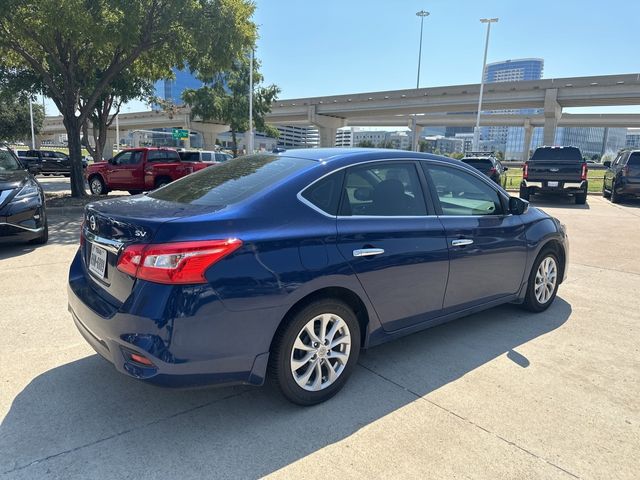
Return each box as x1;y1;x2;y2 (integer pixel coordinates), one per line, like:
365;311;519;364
0;148;23;171
461;158;493;170
531;147;582;161
149;154;314;206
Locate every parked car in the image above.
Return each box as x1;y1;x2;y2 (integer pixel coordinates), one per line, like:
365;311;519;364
460;152;507;186
69;149;568;405
602;150;640;203
16;150;43;174
0;144;48;244
17;149;87;176
520;146;588;204
179;150;232;163
86;147;213;195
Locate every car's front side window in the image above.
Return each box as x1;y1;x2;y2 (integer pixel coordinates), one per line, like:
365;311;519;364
425;164;503;216
340;163;427;216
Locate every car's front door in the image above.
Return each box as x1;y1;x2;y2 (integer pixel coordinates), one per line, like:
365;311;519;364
422;162;527;312
335;161;449;332
108;150;143;189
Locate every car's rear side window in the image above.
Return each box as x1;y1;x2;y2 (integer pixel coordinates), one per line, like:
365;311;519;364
301;171;345;216
339;163;428;216
148;150;180;162
180;152;200;161
627;153;640;175
149;154;314;206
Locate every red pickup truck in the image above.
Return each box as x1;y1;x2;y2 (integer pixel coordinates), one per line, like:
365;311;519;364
86;147;213;195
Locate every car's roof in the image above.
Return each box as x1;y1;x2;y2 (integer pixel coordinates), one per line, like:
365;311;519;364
279;147;460;165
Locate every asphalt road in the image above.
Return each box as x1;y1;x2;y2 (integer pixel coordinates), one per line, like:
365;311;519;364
1;196;639;479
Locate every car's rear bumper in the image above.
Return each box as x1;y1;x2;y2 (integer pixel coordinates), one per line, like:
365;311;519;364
67;250;270;388
521;180;587;193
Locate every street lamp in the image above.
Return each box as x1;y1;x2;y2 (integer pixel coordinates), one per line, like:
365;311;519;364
472;17;499;151
412;10;430;151
415;10;430;89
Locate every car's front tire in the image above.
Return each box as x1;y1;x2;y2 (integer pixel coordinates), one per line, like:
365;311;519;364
270;299;361;405
519;186;530;201
30;217;48;245
522;250;560;312
89;176;107;195
575;189;587;205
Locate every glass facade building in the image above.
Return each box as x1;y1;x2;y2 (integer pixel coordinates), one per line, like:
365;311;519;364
154;68;204;106
482;59;545;159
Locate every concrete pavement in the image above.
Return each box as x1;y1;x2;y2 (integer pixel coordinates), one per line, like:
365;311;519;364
0;196;638;479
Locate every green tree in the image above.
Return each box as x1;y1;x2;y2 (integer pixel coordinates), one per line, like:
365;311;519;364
495;151;505;161
377;140;396;149
183;57;280;157
0;0;256;196
357;140;375;148
0;95;44;142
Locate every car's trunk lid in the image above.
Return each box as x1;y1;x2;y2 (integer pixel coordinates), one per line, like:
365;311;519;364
82;195;221;304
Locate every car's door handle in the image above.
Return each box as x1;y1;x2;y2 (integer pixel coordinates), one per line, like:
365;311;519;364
451;239;474;247
353;248;385;257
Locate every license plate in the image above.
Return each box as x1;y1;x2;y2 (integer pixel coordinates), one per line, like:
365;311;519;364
547;181;559;187
89;244;108;279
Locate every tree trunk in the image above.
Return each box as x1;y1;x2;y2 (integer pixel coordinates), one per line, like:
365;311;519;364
63;115;87;197
231;130;238;157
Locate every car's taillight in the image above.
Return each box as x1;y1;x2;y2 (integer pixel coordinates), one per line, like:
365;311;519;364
523;162;529;180
117;239;242;284
580;162;588;181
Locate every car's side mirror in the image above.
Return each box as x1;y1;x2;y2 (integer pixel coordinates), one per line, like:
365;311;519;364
108;157;116;165
503;166;509;171
509;196;529;215
603;160;611;167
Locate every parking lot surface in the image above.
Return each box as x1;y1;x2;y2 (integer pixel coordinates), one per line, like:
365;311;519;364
1;196;638;479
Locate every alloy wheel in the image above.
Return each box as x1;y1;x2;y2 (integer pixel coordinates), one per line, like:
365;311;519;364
290;313;351;391
535;256;557;304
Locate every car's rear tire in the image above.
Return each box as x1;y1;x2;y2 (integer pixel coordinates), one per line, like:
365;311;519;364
89;176;107;195
610;183;621;204
575;190;587;205
128;190;143;195
519;186;530;201
270;299;361;406
154;177;171;189
521;250;560;313
602;182;611;199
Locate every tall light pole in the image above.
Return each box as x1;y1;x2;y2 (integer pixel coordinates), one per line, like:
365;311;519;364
28;98;36;149
412;10;430;151
248;48;254;154
415;10;430;89
472;17;498;151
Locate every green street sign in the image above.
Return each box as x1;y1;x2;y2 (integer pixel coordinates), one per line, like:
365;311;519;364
172;128;189;140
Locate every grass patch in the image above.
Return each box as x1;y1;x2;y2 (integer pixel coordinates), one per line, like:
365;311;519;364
504;169;604;193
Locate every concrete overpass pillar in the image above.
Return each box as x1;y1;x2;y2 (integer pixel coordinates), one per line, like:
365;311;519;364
308;106;345;148
102;131;116;160
410;117;423;152
543;89;561;145
522;119;533;161
192;123;229;150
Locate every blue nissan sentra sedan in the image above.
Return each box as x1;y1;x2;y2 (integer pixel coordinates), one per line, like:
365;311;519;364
68;148;568;405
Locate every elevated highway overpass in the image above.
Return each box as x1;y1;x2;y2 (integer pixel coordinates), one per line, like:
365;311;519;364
42;73;640;159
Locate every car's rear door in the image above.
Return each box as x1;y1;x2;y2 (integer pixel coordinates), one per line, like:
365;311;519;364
422;162;527;311
335;161;449;332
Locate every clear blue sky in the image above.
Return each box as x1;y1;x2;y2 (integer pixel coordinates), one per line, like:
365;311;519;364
254;0;639;96
47;0;640;115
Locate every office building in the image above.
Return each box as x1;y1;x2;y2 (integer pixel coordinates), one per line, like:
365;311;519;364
154;68;205;106
626;128;640;148
483;59;545;157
